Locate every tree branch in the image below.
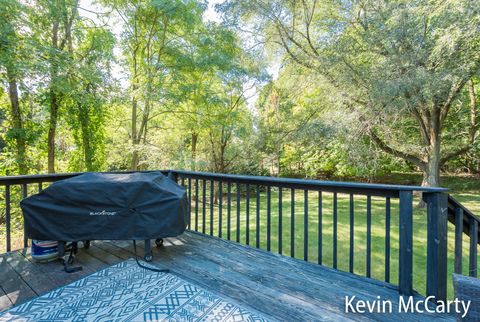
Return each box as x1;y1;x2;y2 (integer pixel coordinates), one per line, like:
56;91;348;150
368;128;425;168
440;79;479;165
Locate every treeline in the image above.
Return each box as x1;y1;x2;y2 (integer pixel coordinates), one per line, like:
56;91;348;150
0;0;264;176
0;0;479;186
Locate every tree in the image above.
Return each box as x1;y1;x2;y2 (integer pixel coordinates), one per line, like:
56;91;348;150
222;0;480;186
106;0;208;170
0;0;28;174
206;78;253;173
256;72;319;176
170;24;254;171
64;28;115;171
29;0;82;173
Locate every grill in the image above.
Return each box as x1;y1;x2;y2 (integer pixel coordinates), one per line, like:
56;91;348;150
20;171;188;265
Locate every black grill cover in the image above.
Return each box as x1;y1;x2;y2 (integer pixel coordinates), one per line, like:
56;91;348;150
20;172;188;241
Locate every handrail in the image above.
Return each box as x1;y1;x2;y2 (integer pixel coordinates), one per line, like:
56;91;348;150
448;195;480;242
0;170;169;186
0;170;449;193
172;170;448;197
447;195;479;279
0;172;83;185
448;195;480;224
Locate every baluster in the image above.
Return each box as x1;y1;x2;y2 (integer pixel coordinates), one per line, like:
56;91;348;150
267;186;271;251
5;185;11;252
195;179;199;232
236;183;240;243
38;182;43;192
227;182;231;240
349;193;354;273
318;191;322;265
187;178;192;229
470;218;478;277
304;190;308;261
454;208;463;274
219;182;223;238
22;184;28;248
291;188;295;258
333;192;337;269
210;180;214;236
366;195;372;277
385;197;391;283
22;184;27;198
202;180;207;234
256;185;260;248
246;184;250;245
279;188;283;255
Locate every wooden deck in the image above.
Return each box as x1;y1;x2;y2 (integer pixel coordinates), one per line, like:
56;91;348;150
0;231;453;321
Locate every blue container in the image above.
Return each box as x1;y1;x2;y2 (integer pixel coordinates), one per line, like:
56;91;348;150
31;240;59;262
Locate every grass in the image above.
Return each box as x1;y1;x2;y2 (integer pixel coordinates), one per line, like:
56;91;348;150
187;173;480;299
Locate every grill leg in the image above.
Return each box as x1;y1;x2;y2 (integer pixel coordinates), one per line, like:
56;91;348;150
58;241;65;258
144;239;153;262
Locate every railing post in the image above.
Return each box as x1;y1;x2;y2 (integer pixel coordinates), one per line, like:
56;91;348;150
399;190;413;295
167;170;178;182
424;192;448;302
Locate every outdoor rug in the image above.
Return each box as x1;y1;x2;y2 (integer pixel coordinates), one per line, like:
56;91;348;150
0;259;269;322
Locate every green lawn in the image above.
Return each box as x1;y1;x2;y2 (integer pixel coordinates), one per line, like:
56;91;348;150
187;173;480;299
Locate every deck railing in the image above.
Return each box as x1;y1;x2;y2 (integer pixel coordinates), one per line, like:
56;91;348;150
0;170;478;302
448;196;479;278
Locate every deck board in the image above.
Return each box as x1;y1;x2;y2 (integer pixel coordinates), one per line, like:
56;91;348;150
0;287;12;312
83;244;123;265
0;255;36;308
5;251;60;296
0;231;454;321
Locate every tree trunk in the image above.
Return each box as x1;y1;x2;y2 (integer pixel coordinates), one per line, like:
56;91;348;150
130;77;139;170
421;160;440;187
80;112;93;172
423;104;442;187
219;143;226;173
6;68;27;174
47;88;58;173
191;132;198;171
130;50;139;170
416;132;441;206
417;155;440;208
468;80;477;142
47;19;60;174
131;98;139;170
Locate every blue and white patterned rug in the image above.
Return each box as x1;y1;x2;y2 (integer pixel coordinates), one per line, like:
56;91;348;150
0;259;270;321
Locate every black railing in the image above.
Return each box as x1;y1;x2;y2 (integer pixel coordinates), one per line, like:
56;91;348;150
448;196;479;278
172;171;454;298
0;170;478;302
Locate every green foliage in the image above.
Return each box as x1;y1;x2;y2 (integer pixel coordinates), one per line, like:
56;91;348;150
221;0;480;185
65;28;115;172
0;0;478;184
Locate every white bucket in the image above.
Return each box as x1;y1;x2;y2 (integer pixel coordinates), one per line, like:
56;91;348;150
31;240;59;262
